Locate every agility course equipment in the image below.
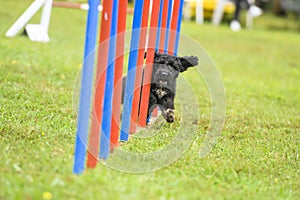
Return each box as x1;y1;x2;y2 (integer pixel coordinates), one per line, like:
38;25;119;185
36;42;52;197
5;0;95;42
52;1;102;11
5;0;53;42
183;0;204;24
5;1;134;42
73;0;185;174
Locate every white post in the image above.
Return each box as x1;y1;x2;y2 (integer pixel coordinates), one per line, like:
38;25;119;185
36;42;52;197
246;13;253;29
196;0;203;24
212;0;228;26
5;0;47;37
40;0;53;33
183;1;191;21
246;0;256;29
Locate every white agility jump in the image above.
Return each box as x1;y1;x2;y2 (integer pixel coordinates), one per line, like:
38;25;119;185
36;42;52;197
6;0;52;42
5;0;103;43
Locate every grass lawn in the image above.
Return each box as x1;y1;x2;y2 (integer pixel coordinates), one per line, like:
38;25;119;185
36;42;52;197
0;0;299;199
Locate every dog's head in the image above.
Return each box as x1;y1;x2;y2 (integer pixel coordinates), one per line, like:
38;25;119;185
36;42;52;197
150;52;198;123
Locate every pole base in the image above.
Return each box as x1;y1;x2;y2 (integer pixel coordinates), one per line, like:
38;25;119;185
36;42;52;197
25;24;50;43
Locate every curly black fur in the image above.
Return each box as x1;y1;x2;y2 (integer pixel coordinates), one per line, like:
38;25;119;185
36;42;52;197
122;52;198;123
148;52;198;123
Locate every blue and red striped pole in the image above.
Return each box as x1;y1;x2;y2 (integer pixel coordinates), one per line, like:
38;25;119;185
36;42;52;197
73;0;100;174
138;0;161;126
110;0;128;150
87;0;113;168
158;0;170;52
120;0;145;141
130;0;150;134
174;0;184;55
155;0;164;51
164;0;173;52
139;0;183;125
99;0;120;159
168;0;182;55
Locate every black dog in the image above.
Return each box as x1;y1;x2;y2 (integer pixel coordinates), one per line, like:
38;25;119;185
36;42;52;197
123;52;198;123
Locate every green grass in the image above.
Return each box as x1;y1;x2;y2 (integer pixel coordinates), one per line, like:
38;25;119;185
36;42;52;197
0;0;299;199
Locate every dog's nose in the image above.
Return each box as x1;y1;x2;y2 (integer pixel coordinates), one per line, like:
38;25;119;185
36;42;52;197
161;72;168;78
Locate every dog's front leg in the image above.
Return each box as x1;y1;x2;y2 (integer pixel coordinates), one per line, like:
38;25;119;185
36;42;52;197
146;92;157;120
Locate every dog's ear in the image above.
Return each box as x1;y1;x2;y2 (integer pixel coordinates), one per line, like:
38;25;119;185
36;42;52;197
178;55;198;72
154;52;198;72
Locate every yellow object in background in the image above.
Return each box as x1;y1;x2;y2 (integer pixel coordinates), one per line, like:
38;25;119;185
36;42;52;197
184;0;235;19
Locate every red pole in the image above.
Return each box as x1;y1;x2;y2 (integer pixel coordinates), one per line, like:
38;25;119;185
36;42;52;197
110;0;128;150
129;0;150;134
138;0;161;127
168;0;180;55
87;0;113;168
152;0;169;118
159;0;169;52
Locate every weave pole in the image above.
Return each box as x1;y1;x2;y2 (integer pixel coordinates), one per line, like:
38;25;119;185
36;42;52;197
5;0;47;38
138;0;162;127
155;0;164;51
99;0;119;159
139;0;184;126
129;0;151;134
158;0;169;52
110;0;128;150
168;0;180;55
87;0;113;168
149;0;165;119
174;0;184;55
152;0;172;118
73;0;100;174
120;0;144;141
164;0;173;52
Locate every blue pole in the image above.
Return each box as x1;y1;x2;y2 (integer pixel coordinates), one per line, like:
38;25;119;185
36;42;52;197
99;0;119;159
120;0;144;141
155;0;164;52
174;0;184;55
164;0;173;53
73;0;100;174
